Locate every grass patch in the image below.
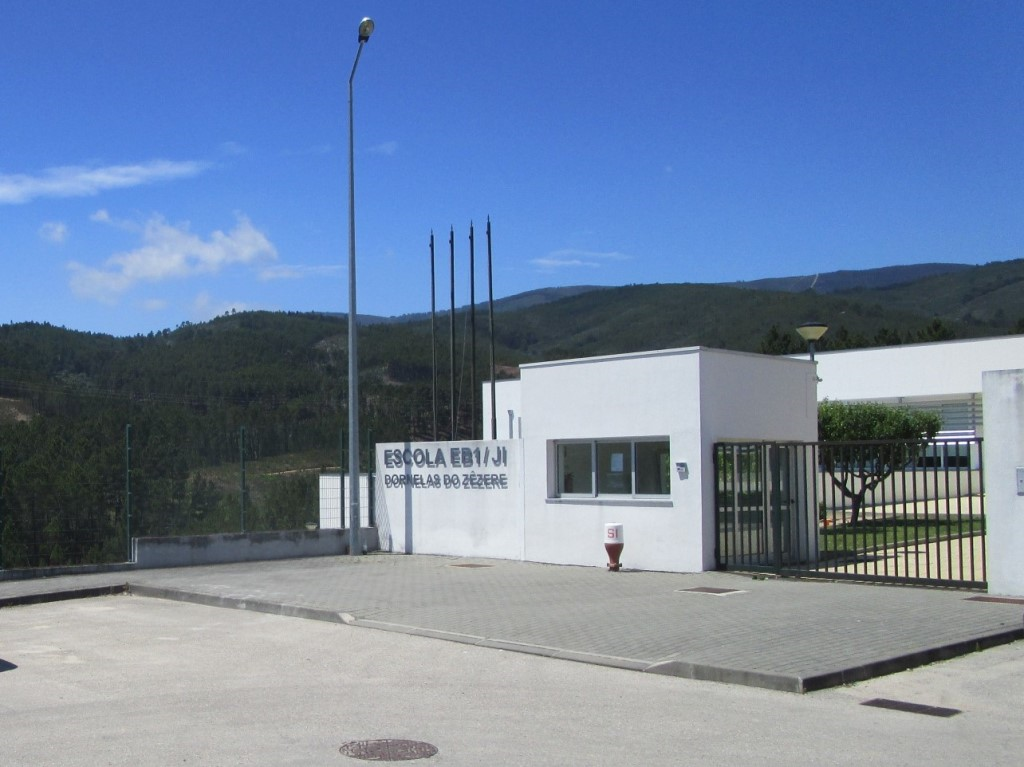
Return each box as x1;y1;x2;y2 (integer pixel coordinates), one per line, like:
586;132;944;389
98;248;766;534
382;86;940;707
820;516;984;557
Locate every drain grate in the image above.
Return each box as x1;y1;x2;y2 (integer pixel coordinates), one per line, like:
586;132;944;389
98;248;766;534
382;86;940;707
339;739;438;761
861;698;961;718
449;563;493;568
677;586;744;596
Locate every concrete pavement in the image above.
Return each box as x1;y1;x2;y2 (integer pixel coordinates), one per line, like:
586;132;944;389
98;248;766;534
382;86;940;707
2;553;1022;693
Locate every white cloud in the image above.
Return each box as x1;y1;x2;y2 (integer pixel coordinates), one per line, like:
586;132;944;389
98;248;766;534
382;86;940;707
531;256;595;269
369;141;398;156
192;290;241;317
530;248;632;270
39;221;68;244
0;159;208;205
258;263;342;281
219;141;248;156
190;293;253;323
89;208;143;232
191;291;214;314
139;298;169;312
283;144;332;157
67;212;277;303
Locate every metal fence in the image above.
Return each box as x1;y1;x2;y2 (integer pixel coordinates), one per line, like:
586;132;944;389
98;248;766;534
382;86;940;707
714;438;986;589
0;426;375;571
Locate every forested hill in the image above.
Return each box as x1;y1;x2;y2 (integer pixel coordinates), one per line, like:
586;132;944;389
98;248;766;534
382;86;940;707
2;257;1024;441
723;262;975;294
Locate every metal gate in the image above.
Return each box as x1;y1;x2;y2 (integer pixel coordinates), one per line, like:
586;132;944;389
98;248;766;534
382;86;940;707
714;439;986;589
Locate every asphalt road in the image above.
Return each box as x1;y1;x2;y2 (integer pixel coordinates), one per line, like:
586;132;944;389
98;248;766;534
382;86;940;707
2;595;1022;767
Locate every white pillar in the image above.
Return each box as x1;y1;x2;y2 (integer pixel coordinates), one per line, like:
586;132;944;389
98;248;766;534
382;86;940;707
982;369;1024;596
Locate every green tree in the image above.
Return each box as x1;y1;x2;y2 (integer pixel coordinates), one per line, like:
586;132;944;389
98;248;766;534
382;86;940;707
826;325;870;351
818;400;941;524
915;318;956;343
872;327;903;346
253;473;318;531
1;517;30;568
758;325;797;355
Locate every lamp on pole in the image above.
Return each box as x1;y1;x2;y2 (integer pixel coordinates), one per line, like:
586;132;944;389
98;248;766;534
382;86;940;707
347;16;374;556
796;321;828;365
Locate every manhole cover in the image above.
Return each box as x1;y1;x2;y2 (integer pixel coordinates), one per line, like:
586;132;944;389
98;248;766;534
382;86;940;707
339;739;438;761
677;586;743;595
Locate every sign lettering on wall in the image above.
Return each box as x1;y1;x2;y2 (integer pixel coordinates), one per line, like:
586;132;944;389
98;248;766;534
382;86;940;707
381;443;512;491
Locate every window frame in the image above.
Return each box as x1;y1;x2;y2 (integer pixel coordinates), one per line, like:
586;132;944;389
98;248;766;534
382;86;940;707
553;437;671;500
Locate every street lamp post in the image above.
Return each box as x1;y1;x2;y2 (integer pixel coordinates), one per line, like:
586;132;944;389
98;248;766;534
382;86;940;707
796;322;828;385
347;17;374;556
795;321;828;362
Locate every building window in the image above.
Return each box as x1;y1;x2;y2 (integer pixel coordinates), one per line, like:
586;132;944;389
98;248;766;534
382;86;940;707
558;442;593;495
555;439;670;498
913;440;974;469
635;441;672;494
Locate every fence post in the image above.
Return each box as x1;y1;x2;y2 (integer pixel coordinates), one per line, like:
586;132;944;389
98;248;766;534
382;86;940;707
240;426;247;533
975;437;986;584
125;424;132;562
769;443;784;569
367;429;375;528
339;427;346;529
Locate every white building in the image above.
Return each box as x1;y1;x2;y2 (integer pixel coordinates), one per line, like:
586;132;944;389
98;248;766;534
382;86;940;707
811;335;1024;436
375;347;817;573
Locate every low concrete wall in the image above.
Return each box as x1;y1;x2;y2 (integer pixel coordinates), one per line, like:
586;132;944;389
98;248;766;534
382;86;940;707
132;528;379;569
824;469;983;509
0;561;136;582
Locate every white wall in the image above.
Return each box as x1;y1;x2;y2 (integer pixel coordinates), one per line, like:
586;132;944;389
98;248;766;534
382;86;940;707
518;349;703;572
814;335;1024;403
982;369;1024;596
374;440;524;559
697;351;819;568
482;379;522;439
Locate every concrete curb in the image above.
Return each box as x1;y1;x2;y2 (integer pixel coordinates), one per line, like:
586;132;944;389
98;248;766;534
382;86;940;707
0;584;129;609
644;659;806;693
346;617;654;672
796;628;1024;693
126;584;349;625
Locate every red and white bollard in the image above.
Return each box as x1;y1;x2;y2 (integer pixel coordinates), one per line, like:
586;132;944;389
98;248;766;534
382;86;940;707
604;523;624;572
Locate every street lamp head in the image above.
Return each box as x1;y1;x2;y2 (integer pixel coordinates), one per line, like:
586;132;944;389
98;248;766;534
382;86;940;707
796;322;829;343
358;17;375;43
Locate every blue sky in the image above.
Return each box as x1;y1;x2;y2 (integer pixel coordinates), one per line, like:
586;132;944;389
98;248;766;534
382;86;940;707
1;1;1021;337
